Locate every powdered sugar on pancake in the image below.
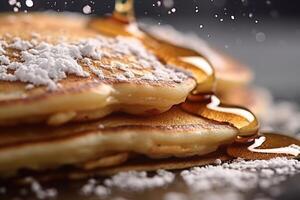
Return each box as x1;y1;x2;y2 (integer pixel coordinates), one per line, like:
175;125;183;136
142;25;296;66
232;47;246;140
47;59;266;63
0;35;189;90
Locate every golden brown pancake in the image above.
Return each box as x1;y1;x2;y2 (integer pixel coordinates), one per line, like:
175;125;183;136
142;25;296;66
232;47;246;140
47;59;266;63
0;13;196;126
0;107;237;177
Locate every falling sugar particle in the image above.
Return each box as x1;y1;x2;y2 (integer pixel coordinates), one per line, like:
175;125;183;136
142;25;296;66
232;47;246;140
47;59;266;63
249;13;253;18
266;0;271;5
220;18;224;22
157;1;162;7
255;20;259;24
163;0;174;8
25;0;33;7
241;0;248;5
8;0;17;5
171;8;176;13
15;1;21;7
231;15;235;20
13;7;19;12
82;5;92;14
199;24;204;29
256;32;266;42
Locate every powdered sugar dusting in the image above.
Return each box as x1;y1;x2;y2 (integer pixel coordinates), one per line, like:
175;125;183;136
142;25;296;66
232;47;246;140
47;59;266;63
0;35;188;90
77;158;300;199
79;170;175;198
103;170;175;191
23;177;57;200
180;157;300;199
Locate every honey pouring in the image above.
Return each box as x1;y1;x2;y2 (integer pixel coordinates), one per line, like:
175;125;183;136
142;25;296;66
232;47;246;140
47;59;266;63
88;0;300;160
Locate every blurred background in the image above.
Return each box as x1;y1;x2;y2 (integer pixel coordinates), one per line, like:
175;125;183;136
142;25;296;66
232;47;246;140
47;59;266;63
0;0;299;102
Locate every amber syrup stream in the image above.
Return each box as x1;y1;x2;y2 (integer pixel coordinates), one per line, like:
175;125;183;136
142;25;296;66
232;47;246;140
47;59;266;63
87;0;300;159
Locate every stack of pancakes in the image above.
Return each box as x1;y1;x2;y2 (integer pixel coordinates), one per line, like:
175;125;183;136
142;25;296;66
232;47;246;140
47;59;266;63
0;13;262;180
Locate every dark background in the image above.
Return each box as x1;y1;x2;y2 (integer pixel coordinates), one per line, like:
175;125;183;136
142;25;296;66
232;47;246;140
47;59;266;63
1;0;300;17
0;0;300;101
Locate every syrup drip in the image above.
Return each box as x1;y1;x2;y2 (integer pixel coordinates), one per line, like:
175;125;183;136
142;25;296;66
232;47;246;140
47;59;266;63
182;94;258;137
87;0;300;159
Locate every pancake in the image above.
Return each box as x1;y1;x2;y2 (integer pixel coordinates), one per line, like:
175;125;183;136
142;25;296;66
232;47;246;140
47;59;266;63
142;24;253;91
0;13;196;126
0;107;237;178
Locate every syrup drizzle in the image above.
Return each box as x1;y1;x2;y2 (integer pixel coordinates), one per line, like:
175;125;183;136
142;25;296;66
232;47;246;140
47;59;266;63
227;133;300;159
248;136;300;156
87;0;300;159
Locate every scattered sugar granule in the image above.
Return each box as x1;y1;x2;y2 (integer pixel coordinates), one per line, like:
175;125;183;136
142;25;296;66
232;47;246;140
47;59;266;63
0;41;7;54
21;177;58;200
9;37;33;50
94;185;111;198
81;179;111;198
13;7;19;12
214;158;222;165
25;0;33;8
181;157;300;194
0;55;10;65
82;5;92;14
8;0;17;6
81;170;175;197
103;170;175;191
81;178;97;195
15;1;21;8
